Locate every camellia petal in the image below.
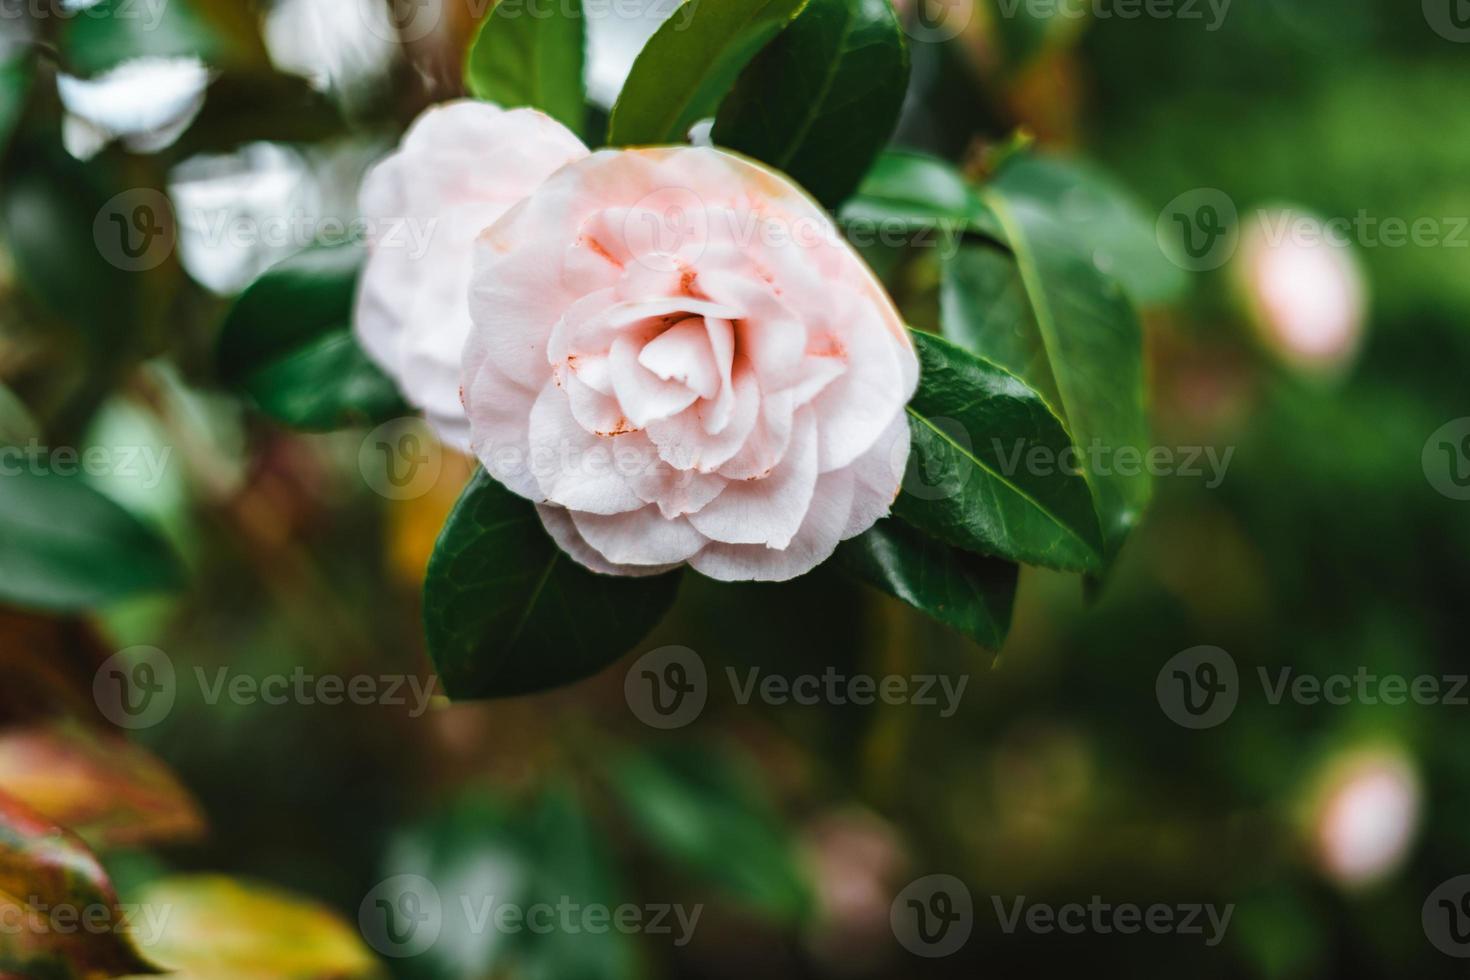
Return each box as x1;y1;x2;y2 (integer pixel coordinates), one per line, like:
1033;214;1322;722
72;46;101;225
457;144;918;581
355;100;588;448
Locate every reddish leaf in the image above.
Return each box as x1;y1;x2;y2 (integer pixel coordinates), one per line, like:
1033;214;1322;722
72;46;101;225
0;723;205;850
0;792;161;978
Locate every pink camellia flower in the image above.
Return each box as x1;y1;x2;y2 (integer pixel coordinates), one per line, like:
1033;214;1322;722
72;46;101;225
355;100;588;447
462;147;918;581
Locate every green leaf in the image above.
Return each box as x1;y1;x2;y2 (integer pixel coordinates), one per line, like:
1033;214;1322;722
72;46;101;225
611;744;809;920
991;155;1186;305
424;471;682;699
216;244;405;431
517;787;639;980
1;146;141;346
60;0;242;76
0;792;162;978
839;150;1003;241
893;329;1104;571
835;518;1018;648
382;791;530;979
712;0;908;208
384;787;638;980
465;0;587;132
957;189;1152;554
0;469;183;611
607;0;809;146
0;50;31;156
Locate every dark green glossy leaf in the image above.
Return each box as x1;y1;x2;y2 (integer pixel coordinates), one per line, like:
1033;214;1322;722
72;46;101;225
0;51;31;156
466;0;587;132
712;0;907;208
607;0;808;146
893;329;1104;571
1;147;141;346
424;471;682;699
992;155;1186;304
170;72;345;158
217;244;405;431
955;189;1152;554
836;518;1018;648
610;744;808;921
0;469;183;611
839;150;1003;240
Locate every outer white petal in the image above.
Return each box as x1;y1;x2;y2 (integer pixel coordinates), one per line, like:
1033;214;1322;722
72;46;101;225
689;466;857;583
841;411;911;538
526;383;650;516
569;506;708;567
688;409;818;549
536;504;680;577
356;101;587;449
808;289;918;473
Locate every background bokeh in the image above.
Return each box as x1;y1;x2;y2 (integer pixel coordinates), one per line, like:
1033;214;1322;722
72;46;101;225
1;0;1467;976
